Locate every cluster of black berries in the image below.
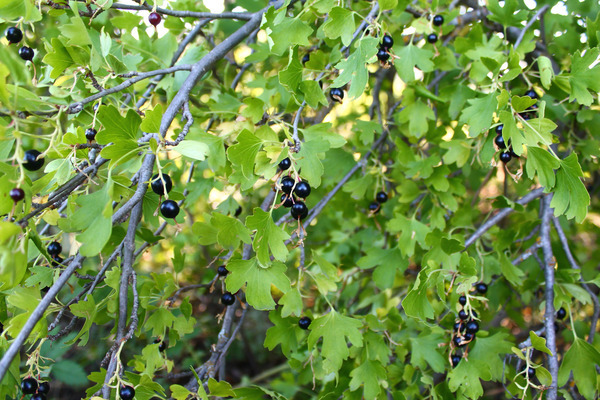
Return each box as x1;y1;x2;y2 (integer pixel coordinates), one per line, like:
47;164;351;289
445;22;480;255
493;124;518;164
217;266;237;306
150;173;180;219
21;377;50;400
278;158;312;221
47;241;63;267
376;34;394;64
449;282;487;368
5;27;34;61
427;14;444;44
368;191;388;214
153;337;167;352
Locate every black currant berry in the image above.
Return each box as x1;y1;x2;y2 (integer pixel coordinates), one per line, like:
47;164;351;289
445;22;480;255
463;332;474;341
280;176;295;194
235;206;242;217
494;134;507;149
458;310;468;320
377;48;390;62
5;27;23;44
51;255;63;267
291;201;308;220
38;381;50;394
556;307;567;320
85;128;97;141
329;87;344;103
524;89;537;99
495;124;503;135
21;377;38;395
375;191;388;204
47;241;62;256
148;12;162;26
221;292;235;306
278;157;291;171
427;33;438;44
10;188;25;202
302;53;310;65
465;320;479;334
294;181;311;198
453;336;464;347
19;46;34;61
120;385;135;400
160;200;179;219
451;354;461;367
499;151;512;163
281;193;295;207
458;295;467;306
368;201;380;214
31;394;46;400
381;34;394;50
23;150;44;171
151;174;173;195
475;282;488;294
432;15;444;26
154;338;167;352
217;265;229;276
298;316;311;330
453;321;462;332
526;367;536;377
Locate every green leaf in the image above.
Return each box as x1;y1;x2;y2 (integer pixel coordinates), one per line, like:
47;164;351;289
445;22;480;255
43;38;74;79
225;259;291;310
278;47;303;92
96;106;141;143
525;147;560;188
245;208;290;265
268;17;312;55
349;360;386;398
566;48;600;106
402;270;434;320
295;138;329;187
550;153;590;223
538;56;554;89
170;385;192;400
529;331;552;355
172;140;209;161
459;93;498;137
140;104;163;133
332;37;378;98
307;310;363;374
192;213;251;249
397;100;435;138
409;330;447;373
486;0;528;27
499;253;525;287
207;379;235;397
299;81;328;109
322;7;355;46
227;130;263;179
279;289;303;318
394;44;435;82
558;338;600;399
264;309;299;357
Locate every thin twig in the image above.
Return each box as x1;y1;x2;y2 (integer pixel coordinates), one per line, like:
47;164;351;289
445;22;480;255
514;5;550;49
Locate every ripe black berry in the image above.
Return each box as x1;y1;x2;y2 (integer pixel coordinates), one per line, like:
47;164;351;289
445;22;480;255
381;34;394;50
31;394;46;400
10;188;24;202
302;53;310;65
556;307;567;320
499;151;512;163
375;191;388;204
281;193;295;207
148;12;162;26
524;89;537;99
453;321;462;332
458;295;467;306
291;201;308;220
376;48;390;62
494;134;507;149
51;255;63;267
47;241;62;256
154;338;167;352
151;174;173;195
495;124;503;135
329;87;344;103
23;150;44;171
221;292;235;306
85;128;97;141
451;354;461;367
465;320;479;334
298;316;311;330
19;46;34;61
475;282;488;294
368;201;380;214
5;27;23;44
120;385;135;400
463;332;474;341
280;176;295;194
458;309;468;320
526;367;536;377
160;200;180;219
432;15;444;26
278;157;291;171
427;33;438;44
217;265;229;276
21;377;38;395
235;206;242;217
38;381;50;394
453;336;465;347
294;181;311;198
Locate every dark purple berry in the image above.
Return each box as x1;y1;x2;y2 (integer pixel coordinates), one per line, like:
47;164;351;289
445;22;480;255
151;174;173;195
294;181;311;198
329;88;344;103
451;354;461;367
235;206;242;217
463;332;474;341
291;201;308;220
526;367;536;377
302;53;310;65
23;150;44;171
377;48;390;62
85;128;97;141
433;15;444;26
368;201;380;214
154;338;167;352
160;200;179;219
524;89;537;99
38;381;50;394
18;46;34;61
556;307;567;320
9;188;24;202
31;394;46;400
427;33;438;43
381;34;394;50
458;295;467;306
475;282;488;294
148;12;162;26
298;316;311;330
51;255;63;267
495;124;503;135
280;176;295;194
465;320;479;334
47;241;62;256
120;385;135;400
5;27;23;44
278;157;291;171
21;378;38;395
494;134;507;149
221;292;235;306
281;193;295;207
375;191;388;203
453;336;465;347
499;151;512;163
217;265;229;276
458;309;468;320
